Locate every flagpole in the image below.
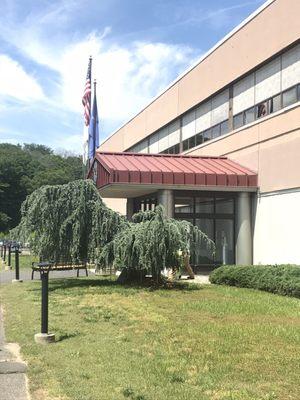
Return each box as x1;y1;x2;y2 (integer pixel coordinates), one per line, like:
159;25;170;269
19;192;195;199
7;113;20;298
94;78;97;154
82;55;92;179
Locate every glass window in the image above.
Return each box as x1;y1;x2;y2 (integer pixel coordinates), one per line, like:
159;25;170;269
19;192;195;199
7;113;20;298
194;218;215;265
233;113;244;129
282;87;298;108
182;139;189;151
215;198;234;214
270;94;281;113
255;57;281;103
256;101;268;119
182;109;196;141
149;133;159;153
195;197;214;214
174;143;180;154
158;127;169;153
244;107;255;124
203;128;211;142
211;124;220;139
188;135;196;150
215;219;234;265
168;120;180;147
281;44;300;91
211;89;229;125
220;120;229;135
195;133;203;146
233;73;255;115
298;84;300;101
174;197;193;214
196;101;211;133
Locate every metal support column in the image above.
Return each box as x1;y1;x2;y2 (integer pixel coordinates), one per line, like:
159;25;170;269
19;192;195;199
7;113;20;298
157;189;174;218
235;192;252;265
126;198;135;221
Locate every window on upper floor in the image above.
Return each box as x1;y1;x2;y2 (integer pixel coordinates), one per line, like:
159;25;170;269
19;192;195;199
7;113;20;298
127;43;300;155
256;101;268;119
233;113;243;130
244;107;255;124
270;94;281;113
282;86;298;108
211;124;221;139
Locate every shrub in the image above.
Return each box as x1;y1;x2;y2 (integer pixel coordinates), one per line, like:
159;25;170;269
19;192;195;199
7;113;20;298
209;264;300;298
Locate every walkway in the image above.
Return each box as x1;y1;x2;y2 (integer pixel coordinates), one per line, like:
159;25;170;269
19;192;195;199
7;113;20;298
0;268;89;284
0;262;90;284
0;307;29;400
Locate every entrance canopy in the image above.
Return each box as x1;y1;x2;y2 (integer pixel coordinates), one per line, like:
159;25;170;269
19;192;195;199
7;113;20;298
88;152;258;198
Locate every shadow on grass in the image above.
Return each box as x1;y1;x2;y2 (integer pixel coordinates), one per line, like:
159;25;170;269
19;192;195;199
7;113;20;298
56;332;80;342
29;277;202;294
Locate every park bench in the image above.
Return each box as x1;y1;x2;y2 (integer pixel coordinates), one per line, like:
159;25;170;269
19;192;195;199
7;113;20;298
31;261;88;280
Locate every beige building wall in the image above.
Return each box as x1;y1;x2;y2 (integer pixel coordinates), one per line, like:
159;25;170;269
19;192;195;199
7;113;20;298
253;190;300;264
100;0;300;153
186;105;300;193
104;198;126;215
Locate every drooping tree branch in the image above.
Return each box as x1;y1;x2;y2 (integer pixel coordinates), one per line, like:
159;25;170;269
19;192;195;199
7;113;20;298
11;180;128;263
99;206;215;280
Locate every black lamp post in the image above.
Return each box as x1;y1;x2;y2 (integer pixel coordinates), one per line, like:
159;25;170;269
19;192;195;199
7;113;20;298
7;243;11;268
11;243;23;283
34;262;55;344
3;242;6;262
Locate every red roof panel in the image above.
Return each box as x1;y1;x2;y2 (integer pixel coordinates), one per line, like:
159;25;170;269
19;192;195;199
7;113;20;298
91;152;258;189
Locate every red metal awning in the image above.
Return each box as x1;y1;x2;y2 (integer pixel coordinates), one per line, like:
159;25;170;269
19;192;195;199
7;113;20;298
88;152;258;197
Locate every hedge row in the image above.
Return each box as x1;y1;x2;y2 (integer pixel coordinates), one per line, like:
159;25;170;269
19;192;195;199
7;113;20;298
209;264;300;298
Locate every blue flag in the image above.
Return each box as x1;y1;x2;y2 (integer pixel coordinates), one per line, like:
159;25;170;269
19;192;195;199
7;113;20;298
88;82;99;161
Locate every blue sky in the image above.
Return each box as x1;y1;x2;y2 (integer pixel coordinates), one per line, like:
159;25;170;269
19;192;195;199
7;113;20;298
0;0;265;154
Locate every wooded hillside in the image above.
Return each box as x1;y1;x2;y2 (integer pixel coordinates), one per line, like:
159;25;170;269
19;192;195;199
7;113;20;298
0;143;82;232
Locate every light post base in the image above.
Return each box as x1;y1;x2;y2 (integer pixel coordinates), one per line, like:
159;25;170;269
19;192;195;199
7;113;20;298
34;333;55;344
12;279;23;283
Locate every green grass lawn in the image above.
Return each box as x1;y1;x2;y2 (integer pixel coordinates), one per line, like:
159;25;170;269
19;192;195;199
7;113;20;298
1;277;300;400
2;253;38;269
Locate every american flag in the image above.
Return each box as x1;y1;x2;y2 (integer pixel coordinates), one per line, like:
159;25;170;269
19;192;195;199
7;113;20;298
82;57;92;126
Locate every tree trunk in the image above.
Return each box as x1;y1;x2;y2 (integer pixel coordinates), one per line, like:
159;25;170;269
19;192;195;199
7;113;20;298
184;253;195;279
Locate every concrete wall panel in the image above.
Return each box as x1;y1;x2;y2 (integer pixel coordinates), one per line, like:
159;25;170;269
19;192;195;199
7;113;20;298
103;198;127;215
253;190;300;264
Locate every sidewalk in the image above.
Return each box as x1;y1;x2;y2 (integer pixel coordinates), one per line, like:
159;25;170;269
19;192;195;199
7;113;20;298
0;259;90;284
0;307;30;400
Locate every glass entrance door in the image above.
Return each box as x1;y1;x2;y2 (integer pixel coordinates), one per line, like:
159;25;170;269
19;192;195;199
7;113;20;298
174;193;235;266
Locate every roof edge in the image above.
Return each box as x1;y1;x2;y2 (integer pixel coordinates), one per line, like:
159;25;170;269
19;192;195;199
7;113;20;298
96;151;228;160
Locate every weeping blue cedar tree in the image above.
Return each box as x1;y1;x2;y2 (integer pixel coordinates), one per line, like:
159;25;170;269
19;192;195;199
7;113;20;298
11;180;128;263
99;206;215;280
12;180;215;279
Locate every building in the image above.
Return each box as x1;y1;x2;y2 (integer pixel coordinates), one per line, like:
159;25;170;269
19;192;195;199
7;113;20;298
88;0;300;266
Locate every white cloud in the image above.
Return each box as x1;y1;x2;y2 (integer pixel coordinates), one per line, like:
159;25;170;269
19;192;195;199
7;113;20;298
0;1;199;147
58;34;197;122
0;54;44;102
0;26;197;124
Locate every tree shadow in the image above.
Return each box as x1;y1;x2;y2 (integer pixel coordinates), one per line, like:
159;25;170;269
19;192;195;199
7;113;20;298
56;332;80;342
29;276;202;294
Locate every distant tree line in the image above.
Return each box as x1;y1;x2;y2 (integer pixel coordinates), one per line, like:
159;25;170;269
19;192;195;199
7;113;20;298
0;143;82;232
